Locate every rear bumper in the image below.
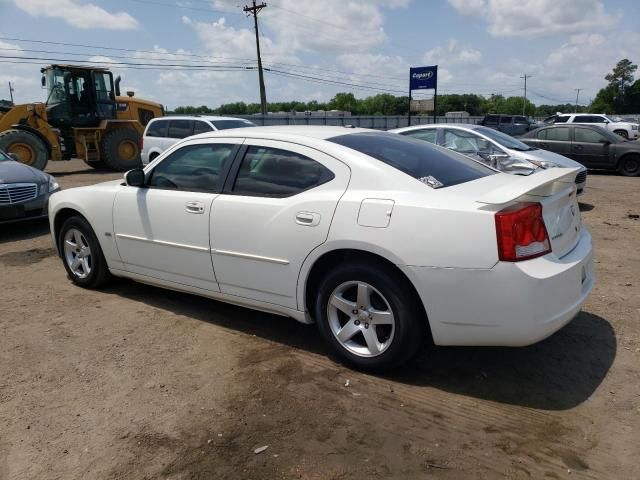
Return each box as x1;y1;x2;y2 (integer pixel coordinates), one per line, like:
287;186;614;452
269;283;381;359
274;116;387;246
402;228;594;346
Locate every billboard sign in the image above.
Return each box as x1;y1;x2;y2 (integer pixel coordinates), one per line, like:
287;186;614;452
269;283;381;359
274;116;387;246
410;66;438;90
410;99;434;112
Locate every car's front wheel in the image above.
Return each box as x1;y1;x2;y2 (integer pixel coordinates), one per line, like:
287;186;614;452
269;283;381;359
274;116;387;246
58;216;112;288
315;262;425;370
614;130;629;139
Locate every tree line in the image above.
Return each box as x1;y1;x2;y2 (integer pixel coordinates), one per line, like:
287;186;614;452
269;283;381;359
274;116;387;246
171;59;638;117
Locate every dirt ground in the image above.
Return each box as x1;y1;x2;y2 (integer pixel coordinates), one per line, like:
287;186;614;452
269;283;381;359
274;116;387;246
1;159;639;480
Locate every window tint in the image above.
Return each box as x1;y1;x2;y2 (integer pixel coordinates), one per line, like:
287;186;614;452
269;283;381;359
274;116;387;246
554;116;569;123
168;119;194;139
546;127;570;141
402;128;437;144
193;121;214;135
500;116;513;123
138;108;155;126
146;119;168;137
442;129;494;154
328;132;493;188
211;119;256;130
148;143;235;192
536;129;548;140
233;146;334;197
574;127;607;143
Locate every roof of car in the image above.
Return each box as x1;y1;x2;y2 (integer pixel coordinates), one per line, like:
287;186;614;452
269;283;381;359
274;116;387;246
150;115;254;122
390;123;480;133
189;125;377;141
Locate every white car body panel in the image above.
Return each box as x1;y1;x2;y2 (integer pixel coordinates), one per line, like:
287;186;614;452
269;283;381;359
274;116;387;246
558;114;639;140
49;126;594;348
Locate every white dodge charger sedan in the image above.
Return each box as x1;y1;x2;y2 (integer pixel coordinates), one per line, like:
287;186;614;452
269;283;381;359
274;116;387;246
49;126;594;370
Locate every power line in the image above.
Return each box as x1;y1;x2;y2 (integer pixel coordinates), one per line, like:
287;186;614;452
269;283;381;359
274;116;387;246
129;0;244;15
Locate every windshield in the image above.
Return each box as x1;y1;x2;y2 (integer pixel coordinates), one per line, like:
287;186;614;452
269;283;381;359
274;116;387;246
46;68;66;105
474;126;536;151
212;119;256;130
328;132;494;188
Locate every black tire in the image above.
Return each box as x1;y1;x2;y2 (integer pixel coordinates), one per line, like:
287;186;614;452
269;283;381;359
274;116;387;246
58;216;112;289
314;262;425;371
614;130;629;140
82;158;108;169
0;129;48;170
618;154;640;177
101;128;142;171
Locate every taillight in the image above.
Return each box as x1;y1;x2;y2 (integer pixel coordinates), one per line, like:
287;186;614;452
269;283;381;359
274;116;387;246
495;203;551;262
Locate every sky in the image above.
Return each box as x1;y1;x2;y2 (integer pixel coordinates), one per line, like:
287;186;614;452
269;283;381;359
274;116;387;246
0;0;638;110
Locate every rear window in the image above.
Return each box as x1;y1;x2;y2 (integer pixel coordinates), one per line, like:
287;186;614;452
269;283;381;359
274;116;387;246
146;119;168;137
554;116;569;123
211;119;256;130
328;132;494;188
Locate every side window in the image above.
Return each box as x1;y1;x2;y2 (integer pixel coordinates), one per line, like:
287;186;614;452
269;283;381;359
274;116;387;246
138;108;155;126
233;146;334;197
193;121;214;135
574;115;591;123
591;116;606;123
485;115;499;125
514;116;527;123
500;116;513;124
574;127;606;143
554;116;569;123
402;129;437;144
146;120;168;137
442;129;482;153
546;127;570;141
536;129;548;140
168;120;194;139
148;143;236;192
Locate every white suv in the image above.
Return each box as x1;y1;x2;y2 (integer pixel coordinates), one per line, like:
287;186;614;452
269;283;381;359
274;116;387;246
546;114;639;140
141;116;256;165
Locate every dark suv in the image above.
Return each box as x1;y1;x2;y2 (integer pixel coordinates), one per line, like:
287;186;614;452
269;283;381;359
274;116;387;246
479;115;539;136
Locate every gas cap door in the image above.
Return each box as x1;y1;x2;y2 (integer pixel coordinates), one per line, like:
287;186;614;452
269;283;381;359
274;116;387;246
357;198;395;228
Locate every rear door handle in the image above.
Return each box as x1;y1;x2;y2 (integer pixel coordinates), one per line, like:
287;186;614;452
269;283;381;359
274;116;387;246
185;201;205;214
295;211;320;226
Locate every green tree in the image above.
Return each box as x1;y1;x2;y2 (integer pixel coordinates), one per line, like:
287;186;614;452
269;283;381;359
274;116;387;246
591;59;637;113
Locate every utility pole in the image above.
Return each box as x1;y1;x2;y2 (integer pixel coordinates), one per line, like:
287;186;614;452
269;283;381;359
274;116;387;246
243;1;268;115
520;74;532;116
8;81;14;104
574;88;583;113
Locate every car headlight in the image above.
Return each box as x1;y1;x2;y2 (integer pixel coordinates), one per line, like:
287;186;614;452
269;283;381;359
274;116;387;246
527;159;559;169
48;176;59;192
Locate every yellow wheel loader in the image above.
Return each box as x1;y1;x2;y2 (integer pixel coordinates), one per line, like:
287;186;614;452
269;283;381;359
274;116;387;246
0;64;164;171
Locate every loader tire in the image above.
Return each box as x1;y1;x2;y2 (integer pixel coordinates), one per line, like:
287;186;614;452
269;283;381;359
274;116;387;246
0;129;48;170
101;128;142;171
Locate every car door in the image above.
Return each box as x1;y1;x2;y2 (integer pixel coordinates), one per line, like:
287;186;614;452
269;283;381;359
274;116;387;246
165;119;194;150
571;127;611;168
112;139;241;291
541;126;572;158
210;139;350;309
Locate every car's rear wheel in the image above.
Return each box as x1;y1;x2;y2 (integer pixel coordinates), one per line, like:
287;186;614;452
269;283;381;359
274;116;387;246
315;262;425;370
58;216;112;288
618;154;640;177
614;130;629;139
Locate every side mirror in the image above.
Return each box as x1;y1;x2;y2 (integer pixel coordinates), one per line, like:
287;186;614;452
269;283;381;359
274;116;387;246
41;76;46;87
125;168;145;187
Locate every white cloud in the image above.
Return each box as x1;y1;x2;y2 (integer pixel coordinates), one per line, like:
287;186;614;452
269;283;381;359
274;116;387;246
423;40;482;66
447;0;617;37
14;0;139;30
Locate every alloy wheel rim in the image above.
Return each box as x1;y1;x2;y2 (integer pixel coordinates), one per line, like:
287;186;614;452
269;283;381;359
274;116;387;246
327;281;396;357
63;228;92;279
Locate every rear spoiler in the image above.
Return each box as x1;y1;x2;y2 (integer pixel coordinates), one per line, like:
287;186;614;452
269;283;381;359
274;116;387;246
476;168;580;205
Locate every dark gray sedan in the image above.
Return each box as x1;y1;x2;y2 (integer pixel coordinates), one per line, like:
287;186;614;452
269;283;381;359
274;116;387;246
521;124;640;176
0;150;60;224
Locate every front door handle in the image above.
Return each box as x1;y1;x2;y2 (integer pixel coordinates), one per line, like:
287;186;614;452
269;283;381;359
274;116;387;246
295;211;321;226
185;201;205;214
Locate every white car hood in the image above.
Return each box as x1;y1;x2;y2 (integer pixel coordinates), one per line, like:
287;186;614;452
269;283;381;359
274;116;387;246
510;147;585;169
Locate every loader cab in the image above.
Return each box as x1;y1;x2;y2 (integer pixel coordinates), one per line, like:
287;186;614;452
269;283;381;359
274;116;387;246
42;65;116;129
